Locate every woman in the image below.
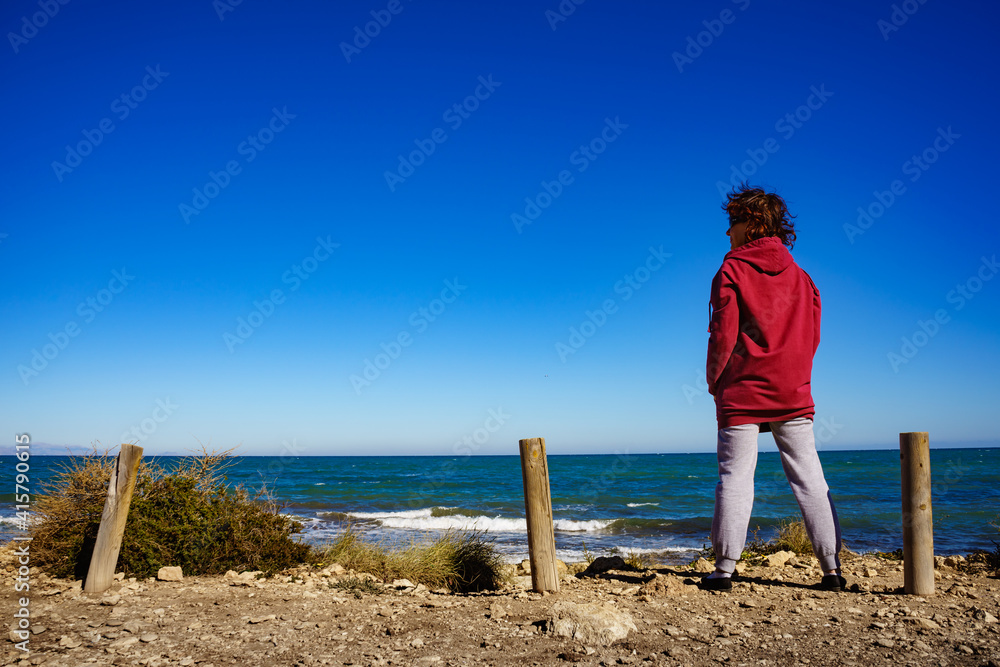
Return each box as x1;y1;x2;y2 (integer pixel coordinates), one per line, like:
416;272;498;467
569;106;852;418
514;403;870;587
702;183;844;592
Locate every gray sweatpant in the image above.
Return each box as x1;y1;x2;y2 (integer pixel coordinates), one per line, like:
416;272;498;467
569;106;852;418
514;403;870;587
711;417;842;574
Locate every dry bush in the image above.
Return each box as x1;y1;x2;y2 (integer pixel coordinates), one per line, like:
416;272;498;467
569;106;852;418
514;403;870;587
773;519;813;555
31;446;311;579
316;526;509;593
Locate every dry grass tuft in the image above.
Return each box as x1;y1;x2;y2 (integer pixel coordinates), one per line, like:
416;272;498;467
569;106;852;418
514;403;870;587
773;519;814;555
315;526;510;593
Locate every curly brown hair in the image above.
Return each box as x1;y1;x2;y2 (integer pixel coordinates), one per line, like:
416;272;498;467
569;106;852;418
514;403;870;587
722;183;797;248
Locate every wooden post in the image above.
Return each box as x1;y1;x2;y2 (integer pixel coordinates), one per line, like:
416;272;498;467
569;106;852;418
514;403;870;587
84;444;143;594
518;437;560;593
900;432;934;596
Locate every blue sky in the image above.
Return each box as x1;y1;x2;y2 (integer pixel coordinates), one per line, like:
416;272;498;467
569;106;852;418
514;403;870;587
2;0;998;456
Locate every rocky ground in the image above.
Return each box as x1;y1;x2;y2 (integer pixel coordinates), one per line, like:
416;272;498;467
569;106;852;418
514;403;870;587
3;547;999;667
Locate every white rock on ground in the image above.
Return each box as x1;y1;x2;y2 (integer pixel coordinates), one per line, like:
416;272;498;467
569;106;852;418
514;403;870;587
156;566;183;582
545;600;637;646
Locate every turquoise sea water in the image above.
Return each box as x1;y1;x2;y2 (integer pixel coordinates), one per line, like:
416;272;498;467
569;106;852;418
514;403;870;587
2;449;998;563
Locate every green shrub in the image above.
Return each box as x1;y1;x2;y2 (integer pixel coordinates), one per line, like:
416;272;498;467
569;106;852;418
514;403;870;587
331;576;384;598
31;447;311;580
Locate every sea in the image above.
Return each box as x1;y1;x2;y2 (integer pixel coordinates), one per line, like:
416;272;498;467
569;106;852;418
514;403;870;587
2;449;998;564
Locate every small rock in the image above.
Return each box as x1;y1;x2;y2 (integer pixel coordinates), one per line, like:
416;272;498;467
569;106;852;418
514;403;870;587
765;551;795;568
943;555;965;568
689;557;714;573
876;638;894;648
545;600;637;646
249;615;276;624
957;644;973;655
157;566;183;582
58;635;82;648
865;568;878;577
102;594;121;606
391;579;415;589
109;636;139;651
410;637;425;648
639;574;685;597
582;556;628;575
140;633;158;642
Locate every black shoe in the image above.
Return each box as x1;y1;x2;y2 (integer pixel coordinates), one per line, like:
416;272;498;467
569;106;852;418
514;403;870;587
698;575;733;591
817;574;847;591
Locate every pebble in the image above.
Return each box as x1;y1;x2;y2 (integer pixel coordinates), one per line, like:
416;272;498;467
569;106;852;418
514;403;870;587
249;614;276;624
140;633;159;642
876;638;894;648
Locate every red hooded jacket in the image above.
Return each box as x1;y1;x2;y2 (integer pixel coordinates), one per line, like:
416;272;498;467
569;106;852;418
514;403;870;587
706;236;820;429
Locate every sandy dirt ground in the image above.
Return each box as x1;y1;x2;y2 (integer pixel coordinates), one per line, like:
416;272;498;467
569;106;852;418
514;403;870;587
3;547;999;667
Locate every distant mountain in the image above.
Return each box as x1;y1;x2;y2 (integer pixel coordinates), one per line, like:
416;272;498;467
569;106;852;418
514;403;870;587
0;442;92;456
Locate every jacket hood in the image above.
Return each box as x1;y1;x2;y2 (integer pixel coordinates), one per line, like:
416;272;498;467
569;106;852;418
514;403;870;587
726;236;793;275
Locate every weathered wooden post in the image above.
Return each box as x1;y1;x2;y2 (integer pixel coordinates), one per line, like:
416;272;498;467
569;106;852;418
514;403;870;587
84;444;143;594
900;432;934;596
518;437;560;593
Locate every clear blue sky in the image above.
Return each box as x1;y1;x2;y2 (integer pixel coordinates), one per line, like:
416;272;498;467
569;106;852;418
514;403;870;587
2;0;998;456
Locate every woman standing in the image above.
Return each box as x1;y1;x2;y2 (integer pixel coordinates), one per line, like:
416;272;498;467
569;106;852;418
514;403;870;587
702;183;844;592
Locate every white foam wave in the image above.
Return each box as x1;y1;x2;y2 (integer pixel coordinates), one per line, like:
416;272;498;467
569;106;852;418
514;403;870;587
626;502;659;507
340;508;614;533
0;516;30;526
346;508;434;520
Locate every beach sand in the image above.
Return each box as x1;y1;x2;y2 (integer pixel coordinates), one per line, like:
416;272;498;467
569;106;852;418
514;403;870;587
3;548;999;666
